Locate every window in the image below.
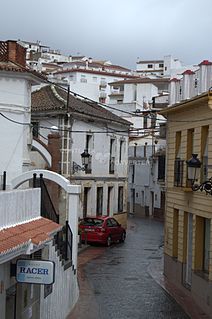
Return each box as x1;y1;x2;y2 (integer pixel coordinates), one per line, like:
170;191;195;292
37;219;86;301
109;138;115;174
118;186;124;212
158;155;165;181
144;143;147;158
201;126;209;182
86;134;92;151
174;131;183;187
93;76;97;82
143;115;148;129
134;144;137;157
80;75;87;83
174;158;184;187
132;165;135;183
151;114;156;128
195;216;210;274
110;218;119;226
85;135;92;174
187;128;194;187
159;63;164;68
96;187;103;216
148;64;153;68
119;140;124;163
32;122;39;138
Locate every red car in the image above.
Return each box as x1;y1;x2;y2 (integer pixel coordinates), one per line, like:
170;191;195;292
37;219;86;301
79;216;126;246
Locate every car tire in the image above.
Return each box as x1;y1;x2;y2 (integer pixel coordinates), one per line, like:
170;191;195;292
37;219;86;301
106;235;112;247
120;232;126;243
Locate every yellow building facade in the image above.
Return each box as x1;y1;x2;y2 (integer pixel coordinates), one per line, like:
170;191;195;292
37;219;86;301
161;91;212;317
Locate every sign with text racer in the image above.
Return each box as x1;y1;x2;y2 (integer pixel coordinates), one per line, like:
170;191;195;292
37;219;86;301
16;259;55;285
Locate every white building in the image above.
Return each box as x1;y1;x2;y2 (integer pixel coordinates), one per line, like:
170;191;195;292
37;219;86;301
0;40;80;318
136;55;197;78
108;77;169;135
51;60;137;104
31;84;131;227
107;76;168;219
128;137;166;219
169;60;212;105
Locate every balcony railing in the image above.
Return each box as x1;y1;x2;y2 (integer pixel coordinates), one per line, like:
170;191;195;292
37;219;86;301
174;158;184;187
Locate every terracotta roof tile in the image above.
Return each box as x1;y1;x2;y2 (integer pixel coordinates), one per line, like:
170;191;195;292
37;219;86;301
32;85;131;126
0;61;47;81
0;217;62;256
199;60;212;66
109;77;169;85
182;69;195;75
54;68;135;78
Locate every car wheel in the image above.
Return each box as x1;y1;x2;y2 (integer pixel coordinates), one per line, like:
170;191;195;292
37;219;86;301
120;232;126;243
106;235;112;247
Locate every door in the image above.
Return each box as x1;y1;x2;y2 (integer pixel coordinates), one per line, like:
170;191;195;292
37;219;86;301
83;187;90;218
130;189;135;214
6;284;16;319
185;213;193;286
96;187;103;216
107;186;113;216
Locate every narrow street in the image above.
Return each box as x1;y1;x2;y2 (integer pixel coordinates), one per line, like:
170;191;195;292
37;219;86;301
68;217;190;319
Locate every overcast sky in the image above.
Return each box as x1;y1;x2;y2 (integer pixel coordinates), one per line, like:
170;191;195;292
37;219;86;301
1;0;212;68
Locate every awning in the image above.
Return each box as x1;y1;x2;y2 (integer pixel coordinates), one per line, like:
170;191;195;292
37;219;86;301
0;217;62;262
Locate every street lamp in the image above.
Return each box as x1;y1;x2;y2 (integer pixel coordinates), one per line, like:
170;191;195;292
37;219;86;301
73;149;91;174
186;154;212;194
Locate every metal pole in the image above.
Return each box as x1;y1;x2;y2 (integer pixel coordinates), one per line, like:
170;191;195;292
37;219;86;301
65;220;68;260
33;173;37;188
3;171;6;190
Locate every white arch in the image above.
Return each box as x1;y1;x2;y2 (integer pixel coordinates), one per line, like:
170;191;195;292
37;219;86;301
11;169;81;194
32;139;52;168
11;169;81;270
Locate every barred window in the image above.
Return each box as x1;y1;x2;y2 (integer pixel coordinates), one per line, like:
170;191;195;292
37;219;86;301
174;158;184;187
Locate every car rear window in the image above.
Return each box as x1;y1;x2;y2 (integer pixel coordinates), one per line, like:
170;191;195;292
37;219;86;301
80;218;104;226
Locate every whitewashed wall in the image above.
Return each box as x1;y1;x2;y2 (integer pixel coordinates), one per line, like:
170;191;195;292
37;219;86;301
40;242;79;319
0;75;32;184
0;188;40;230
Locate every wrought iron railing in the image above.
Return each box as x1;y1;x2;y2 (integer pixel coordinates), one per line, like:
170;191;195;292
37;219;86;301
174;158;184;187
56;221;73;263
33;173;59;223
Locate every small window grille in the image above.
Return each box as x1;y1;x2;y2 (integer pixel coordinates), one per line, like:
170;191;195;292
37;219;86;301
174;158;184;187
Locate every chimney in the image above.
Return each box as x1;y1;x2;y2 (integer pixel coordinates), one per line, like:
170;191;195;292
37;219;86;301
0;40;26;67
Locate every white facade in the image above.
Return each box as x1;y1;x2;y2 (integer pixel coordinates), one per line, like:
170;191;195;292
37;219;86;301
52;69;136;104
128;139;166;218
32;114;129;219
108;79;167;135
0;73;38;184
169;60;212;105
0;41;80;318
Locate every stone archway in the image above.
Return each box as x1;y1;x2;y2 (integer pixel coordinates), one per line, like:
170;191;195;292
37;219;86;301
11;169;81;268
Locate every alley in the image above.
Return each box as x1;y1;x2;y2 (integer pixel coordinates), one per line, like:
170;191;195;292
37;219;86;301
68;217;190;319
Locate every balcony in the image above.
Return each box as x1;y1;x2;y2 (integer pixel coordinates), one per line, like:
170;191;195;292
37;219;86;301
100;80;107;88
99;92;107;98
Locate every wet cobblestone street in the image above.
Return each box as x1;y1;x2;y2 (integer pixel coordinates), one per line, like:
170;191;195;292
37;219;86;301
68;217;190;319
